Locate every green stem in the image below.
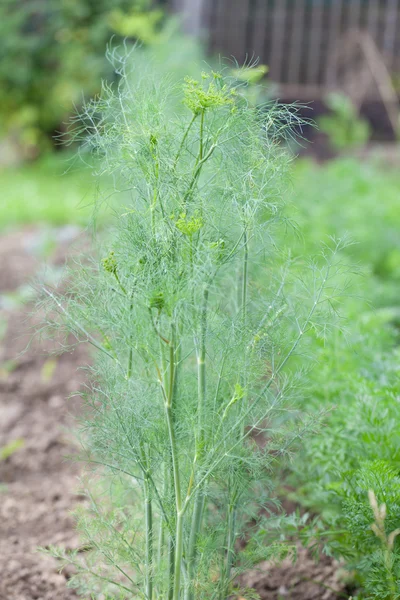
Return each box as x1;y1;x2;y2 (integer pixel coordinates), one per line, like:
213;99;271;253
151;155;159;236
185;494;205;600
127;292;134;379
173;511;184;600
174;113;197;169
158;334;175;600
216;487;237;600
241;229;248;322
183;110;214;208
157;502;164;572
199;110;205;161
183;144;216;207
139;441;153;599
185;285;209;600
197;286;208;449
144;471;153;599
168;530;175;600
114;271;127;295
224;501;237;598
163;325;184;599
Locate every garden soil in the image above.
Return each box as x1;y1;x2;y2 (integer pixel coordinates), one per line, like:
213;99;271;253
0;229;348;600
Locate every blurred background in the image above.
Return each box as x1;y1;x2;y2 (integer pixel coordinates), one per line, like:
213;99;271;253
1;0;400;165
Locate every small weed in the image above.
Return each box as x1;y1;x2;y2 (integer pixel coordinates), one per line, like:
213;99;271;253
0;438;24;461
318;93;370;151
41;358;57;383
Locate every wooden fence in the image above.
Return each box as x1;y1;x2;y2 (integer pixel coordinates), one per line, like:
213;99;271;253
171;0;400;100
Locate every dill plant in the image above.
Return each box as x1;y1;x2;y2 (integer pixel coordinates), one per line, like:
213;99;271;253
44;50;343;599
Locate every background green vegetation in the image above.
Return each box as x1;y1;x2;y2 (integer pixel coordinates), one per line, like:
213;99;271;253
0;0;163;157
0;154;94;228
287;157;400;598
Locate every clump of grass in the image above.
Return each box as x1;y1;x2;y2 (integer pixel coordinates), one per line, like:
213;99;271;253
42;49;342;599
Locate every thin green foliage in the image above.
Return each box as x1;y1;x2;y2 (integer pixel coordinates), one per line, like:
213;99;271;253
285;157;400;598
317;93;370;151
41;50;343;599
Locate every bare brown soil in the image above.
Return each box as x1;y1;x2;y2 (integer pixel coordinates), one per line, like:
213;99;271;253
0;229;348;600
0;228;85;600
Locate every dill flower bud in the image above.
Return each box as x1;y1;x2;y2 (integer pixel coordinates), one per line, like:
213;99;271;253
183;73;235;115
102;251;118;275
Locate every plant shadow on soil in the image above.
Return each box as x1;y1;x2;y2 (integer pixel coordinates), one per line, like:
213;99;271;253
0;229;350;600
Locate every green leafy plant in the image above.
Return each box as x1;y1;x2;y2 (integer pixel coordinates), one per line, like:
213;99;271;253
289;318;400;598
0;0;163;157
285;155;400;598
42;53;342;599
318;93;371;151
316;461;400;600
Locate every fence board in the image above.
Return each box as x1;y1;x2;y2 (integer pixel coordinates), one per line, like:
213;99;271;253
349;0;362;30
325;0;344;86
251;0;269;60
210;0;228;54
367;0;381;40
287;0;306;85
306;0;325;84
383;0;399;69
269;0;287;80
215;0;250;62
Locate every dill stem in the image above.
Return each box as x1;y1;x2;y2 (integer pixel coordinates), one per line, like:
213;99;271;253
242;228;248;320
185;492;204;600
183;144;216;207
138;441;153;599
144;470;153;599
185;285;209;600
127;293;134;379
225;501;237;594
163;325;184;599
174;113;197;169
172;511;184;600
151;155;159;237
127;346;133;379
199;109;205;161
157;508;164;572
183;110;213;208
197;286;208;446
160;338;175;600
114;272;127;296
168;530;175;600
